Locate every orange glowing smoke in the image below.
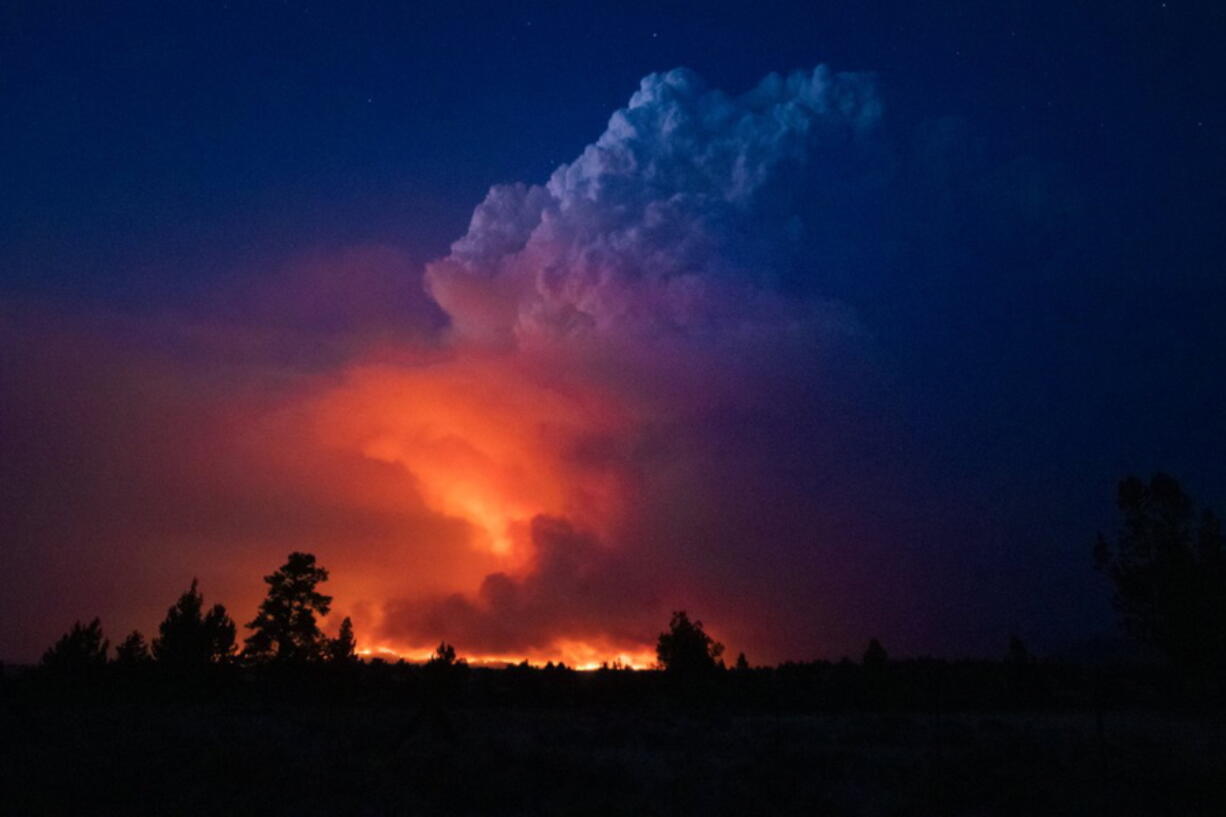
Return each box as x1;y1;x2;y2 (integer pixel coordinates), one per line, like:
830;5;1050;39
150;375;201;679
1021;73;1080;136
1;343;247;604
306;349;649;662
312;354;629;557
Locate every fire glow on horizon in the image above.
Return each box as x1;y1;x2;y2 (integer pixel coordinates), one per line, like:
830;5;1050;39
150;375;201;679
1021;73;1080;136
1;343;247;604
305;357;661;665
288;65;887;665
354;642;659;671
1;65;899;666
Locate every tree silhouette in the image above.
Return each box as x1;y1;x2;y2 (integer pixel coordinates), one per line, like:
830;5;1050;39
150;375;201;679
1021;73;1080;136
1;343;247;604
735;652;750;671
422;641;466;706
245;552;332;663
862;638;888;667
204;604;237;659
656;611;724;676
1006;634;1032;666
115;630;151;666
41;618;108;671
1095;473;1226;671
1005;633;1040;707
427;641;458;667
328;616;358;664
152;579;237;666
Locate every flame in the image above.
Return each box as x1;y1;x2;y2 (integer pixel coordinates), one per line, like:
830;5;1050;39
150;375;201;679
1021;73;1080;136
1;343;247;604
305;352;647;659
355;639;657;669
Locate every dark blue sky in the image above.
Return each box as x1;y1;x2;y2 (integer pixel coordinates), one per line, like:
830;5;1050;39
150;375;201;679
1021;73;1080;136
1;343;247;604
6;2;1219;297
2;0;1224;660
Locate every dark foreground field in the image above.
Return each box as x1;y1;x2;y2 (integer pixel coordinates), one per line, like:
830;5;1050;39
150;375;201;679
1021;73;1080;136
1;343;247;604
4;677;1225;817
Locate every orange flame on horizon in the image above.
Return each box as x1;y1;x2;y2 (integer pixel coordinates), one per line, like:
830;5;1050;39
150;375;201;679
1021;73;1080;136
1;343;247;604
355;639;658;670
299;353;649;659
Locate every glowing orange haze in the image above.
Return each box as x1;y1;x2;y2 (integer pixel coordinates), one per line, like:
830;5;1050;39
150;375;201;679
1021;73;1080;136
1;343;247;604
314;357;624;558
302;350;654;665
0;253;750;665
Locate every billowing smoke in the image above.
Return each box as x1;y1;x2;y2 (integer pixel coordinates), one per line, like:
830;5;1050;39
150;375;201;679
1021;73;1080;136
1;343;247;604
1;66;936;665
426;66;880;345
358;66;911;662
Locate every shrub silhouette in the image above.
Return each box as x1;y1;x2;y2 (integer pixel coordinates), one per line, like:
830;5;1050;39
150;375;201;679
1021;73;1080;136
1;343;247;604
1095;473;1226;671
656;611;724;676
115;630;152;666
245;552;333;663
41;618;108;671
152;579;236;665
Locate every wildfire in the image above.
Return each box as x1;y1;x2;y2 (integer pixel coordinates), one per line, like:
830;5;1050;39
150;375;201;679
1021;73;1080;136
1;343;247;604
311;357;628;563
354;639;657;670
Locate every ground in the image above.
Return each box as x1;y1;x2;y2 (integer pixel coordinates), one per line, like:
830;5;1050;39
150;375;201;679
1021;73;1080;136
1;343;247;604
4;700;1224;816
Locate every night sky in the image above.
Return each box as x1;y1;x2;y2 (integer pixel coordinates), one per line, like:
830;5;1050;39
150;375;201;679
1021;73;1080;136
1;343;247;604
2;1;1224;666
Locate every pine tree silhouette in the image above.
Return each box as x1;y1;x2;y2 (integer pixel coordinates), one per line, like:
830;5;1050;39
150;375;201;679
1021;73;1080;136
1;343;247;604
41;618;108;672
656;611;724;676
328;616;358;664
152;579;236;665
245;552;333;663
115;630;152;666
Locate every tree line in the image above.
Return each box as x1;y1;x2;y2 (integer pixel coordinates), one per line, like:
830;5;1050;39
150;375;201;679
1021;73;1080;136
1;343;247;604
42;552;358;671
35;472;1226;683
37;550;858;681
